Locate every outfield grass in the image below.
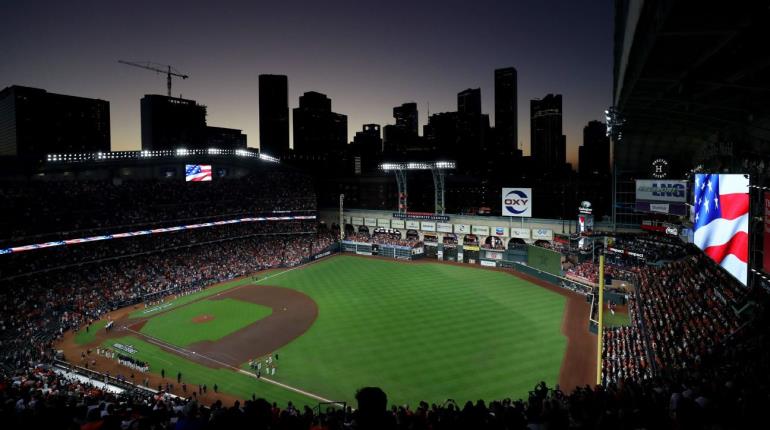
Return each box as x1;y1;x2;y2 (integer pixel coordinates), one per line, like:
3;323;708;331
140;298;271;346
254;256;567;406
74;320;108;345
128;256;569;407
102;335;314;406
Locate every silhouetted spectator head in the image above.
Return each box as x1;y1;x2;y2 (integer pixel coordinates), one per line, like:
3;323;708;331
355;386;388;425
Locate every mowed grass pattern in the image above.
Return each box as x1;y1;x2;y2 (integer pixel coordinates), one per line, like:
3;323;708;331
259;256;567;406
140;298;271;346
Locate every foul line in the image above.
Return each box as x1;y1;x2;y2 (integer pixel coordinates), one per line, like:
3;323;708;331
122;327;339;405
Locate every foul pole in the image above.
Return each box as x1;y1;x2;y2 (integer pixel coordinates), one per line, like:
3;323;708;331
596;254;605;386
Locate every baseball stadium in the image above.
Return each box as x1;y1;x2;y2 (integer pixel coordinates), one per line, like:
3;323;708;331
2;1;770;429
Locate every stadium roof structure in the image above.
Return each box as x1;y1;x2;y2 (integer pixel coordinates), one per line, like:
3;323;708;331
613;0;770;174
46;148;279;164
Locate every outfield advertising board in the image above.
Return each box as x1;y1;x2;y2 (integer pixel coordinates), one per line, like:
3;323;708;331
437;222;453;233
377;218;390;227
406;220;420;229
421;221;436;232
532;228;553;240
364;218;378;227
454;224;471;234
391;219;405;229
510;228;530;239
502;188;533;217
472;225;490;236
492;226;508;237
351;217;363;225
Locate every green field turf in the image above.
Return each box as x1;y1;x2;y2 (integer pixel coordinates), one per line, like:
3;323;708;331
253;256;567;406
117;255;569;407
74;320;108;345
140;298;271;346
101;335;314;406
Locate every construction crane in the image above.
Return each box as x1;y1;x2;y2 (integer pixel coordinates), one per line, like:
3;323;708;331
118;60;189;97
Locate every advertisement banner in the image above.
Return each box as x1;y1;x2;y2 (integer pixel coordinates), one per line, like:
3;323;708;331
364;218;378;227
502;188;533;217
471;225;490;236
351;217;363;225
481;260;497;267
391;219;405;229
578;214;594;233
485;251;503;260
406;220;420;230
635;179;687;203
492;226;509;237
510;228;530;239
377;218;390;228
765;192;770;273
454;224;471;234
437;222;453;233
421;221;436;232
532;228;553;240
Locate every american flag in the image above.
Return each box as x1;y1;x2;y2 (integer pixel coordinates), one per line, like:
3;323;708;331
693;174;749;285
185;164;212;182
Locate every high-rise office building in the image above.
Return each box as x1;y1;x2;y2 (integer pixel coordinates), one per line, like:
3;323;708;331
206;126;247;150
0;85;110;156
393;102;418;136
579;120;610;176
457;88;482;115
140;94;207;151
494;67;518;155
292;91;347;154
530;94;565;169
258;74;289;155
353;124;382;149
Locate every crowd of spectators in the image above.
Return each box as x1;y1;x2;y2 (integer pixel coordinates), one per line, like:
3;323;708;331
0;220;318;279
345;232;422;248
0;169;315;245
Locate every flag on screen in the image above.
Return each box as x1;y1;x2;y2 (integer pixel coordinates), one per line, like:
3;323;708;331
693;174;749;285
185;164;212;182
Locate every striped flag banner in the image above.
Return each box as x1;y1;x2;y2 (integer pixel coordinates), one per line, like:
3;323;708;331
693;173;749;285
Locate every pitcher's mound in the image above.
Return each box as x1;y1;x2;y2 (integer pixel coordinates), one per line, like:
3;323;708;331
192;314;215;324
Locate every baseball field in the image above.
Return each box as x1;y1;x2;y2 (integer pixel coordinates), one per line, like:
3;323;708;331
67;255;593;407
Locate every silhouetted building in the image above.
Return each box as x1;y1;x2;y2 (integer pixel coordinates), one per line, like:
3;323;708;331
458;88;481;115
530;94;565;170
206;126;247;149
353;124;382;149
0;85;110;157
292;91;347;154
258;74;289;155
140;95;207;151
494;67;518;156
393;102;418;135
579;120;610;177
384;102;420;155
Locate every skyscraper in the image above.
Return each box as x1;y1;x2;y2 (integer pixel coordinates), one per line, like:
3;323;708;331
530;94;565;169
0;85;110;156
494;67;518;155
393;102;418;136
258;74;289;155
579;120;610;176
292;91;347;154
140;94;207;151
457;88;481;115
206;126;247;150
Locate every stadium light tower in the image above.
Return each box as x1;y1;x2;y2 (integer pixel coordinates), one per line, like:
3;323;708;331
379;161;456;214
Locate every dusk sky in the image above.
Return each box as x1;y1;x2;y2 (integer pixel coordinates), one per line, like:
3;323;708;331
1;0;613;166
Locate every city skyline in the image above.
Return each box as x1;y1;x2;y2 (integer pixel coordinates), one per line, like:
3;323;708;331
0;0;612;166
